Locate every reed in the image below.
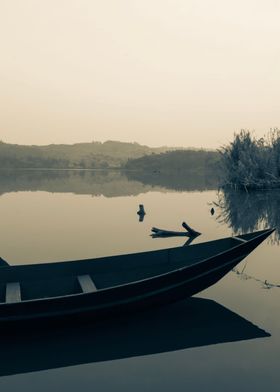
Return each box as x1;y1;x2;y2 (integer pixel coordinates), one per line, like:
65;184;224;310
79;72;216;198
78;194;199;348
220;129;280;190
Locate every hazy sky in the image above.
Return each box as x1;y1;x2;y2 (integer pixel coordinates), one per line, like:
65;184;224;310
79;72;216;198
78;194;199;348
1;0;280;148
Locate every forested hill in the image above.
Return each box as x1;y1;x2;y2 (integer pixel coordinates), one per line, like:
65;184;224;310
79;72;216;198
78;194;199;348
0;141;175;169
124;150;220;174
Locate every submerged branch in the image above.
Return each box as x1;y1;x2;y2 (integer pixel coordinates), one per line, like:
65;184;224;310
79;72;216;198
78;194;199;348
233;267;280;290
151;222;201;238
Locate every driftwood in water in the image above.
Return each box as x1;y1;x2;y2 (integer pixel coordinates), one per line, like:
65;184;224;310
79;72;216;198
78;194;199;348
181;221;201;236
151;222;201;238
151;228;190;237
137;204;146;215
137;204;146;222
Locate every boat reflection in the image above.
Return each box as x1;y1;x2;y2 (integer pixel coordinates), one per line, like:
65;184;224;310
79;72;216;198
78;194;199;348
0;297;269;377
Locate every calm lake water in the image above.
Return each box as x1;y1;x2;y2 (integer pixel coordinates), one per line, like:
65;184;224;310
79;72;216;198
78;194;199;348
0;170;279;392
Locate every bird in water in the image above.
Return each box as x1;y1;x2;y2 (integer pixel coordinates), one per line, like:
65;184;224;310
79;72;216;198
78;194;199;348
210;207;215;215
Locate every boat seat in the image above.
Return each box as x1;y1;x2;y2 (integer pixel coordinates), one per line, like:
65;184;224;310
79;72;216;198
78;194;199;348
232;236;247;243
77;275;97;293
6;282;21;303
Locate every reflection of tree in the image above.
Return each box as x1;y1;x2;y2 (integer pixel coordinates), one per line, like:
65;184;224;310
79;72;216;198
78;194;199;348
0;170;158;198
215;189;280;244
126;169;219;192
0;169;220;197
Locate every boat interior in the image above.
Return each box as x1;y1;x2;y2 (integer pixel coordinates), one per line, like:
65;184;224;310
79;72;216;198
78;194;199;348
0;232;258;303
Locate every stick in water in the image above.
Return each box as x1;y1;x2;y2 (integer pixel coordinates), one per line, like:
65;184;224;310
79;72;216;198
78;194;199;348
182;222;201;236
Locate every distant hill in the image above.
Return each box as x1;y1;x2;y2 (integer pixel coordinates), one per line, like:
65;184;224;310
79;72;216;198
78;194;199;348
0;141;220;171
124;150;221;174
0;140;177;169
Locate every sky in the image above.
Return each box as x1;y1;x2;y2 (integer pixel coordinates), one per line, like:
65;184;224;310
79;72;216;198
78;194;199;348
0;0;280;148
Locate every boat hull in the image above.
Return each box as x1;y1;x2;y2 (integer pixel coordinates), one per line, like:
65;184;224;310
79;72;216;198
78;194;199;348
0;229;273;324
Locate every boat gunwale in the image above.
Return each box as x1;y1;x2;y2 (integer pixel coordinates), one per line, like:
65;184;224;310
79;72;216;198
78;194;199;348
0;228;274;307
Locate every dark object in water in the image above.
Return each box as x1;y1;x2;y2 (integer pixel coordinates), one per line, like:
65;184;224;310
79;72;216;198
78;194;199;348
0;297;270;377
211;207;215;215
0;228;274;323
137;204;146;222
151;231;198;246
182;221;201;236
151;227;192;237
151;221;201;237
137;204;146;215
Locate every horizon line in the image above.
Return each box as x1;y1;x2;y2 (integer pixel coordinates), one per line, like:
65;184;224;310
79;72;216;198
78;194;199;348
0;139;217;151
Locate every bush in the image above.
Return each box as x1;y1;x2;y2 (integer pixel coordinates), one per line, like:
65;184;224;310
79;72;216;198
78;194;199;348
220;129;280;190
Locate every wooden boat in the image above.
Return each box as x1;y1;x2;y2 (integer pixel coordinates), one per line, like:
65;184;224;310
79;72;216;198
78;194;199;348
0;228;274;323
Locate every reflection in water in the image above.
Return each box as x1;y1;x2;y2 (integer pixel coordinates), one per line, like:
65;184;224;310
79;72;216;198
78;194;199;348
126;169;219;191
215;189;280;244
0;168;219;197
0;298;269;377
233;264;280;290
0;169;153;197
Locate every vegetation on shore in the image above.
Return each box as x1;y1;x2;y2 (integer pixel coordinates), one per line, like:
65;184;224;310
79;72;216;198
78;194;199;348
0;140;219;174
220;129;280;190
124;150;220;174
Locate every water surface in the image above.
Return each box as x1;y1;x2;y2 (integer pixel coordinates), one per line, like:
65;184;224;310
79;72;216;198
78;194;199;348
0;170;279;391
